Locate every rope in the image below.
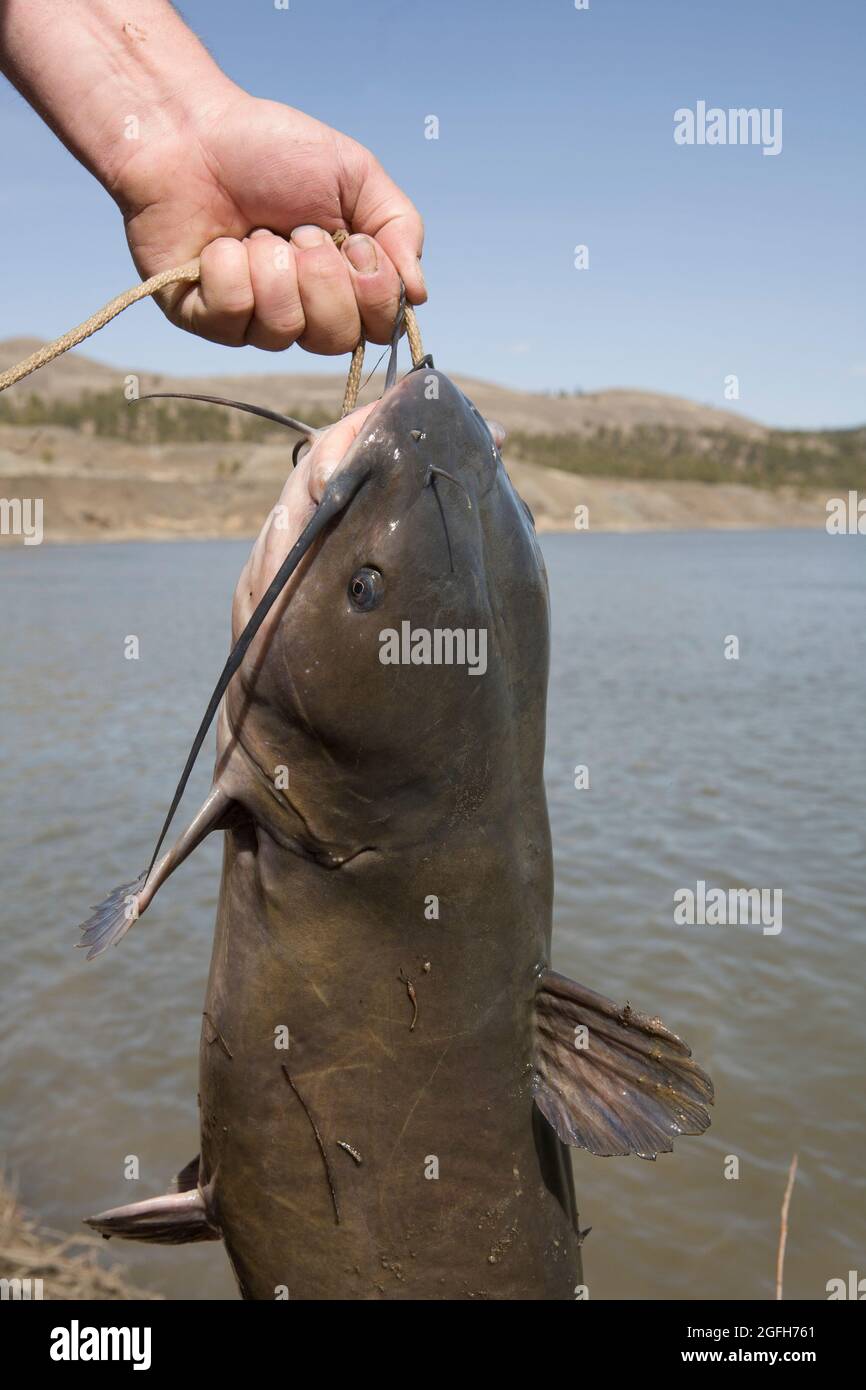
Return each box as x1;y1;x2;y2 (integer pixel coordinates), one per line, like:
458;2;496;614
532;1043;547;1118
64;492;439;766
339;304;424;416
0;261;201;393
404;305;423;368
331;227;426;414
0;234;425;411
340;340;367;417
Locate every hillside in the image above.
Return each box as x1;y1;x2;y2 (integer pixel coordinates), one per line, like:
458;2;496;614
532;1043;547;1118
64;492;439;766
0;338;856;543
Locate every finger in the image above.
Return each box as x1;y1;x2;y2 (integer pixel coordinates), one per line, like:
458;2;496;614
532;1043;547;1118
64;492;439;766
339;234;402;344
290;226;361;355
244;230;306;351
373;213;426;306
306;401;381;502
173;237;254;346
346;148;426;304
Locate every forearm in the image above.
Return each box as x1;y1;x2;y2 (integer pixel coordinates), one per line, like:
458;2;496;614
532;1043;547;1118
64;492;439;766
0;0;234;193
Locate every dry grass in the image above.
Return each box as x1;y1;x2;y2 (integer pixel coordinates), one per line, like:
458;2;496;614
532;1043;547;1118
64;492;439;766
0;1174;160;1301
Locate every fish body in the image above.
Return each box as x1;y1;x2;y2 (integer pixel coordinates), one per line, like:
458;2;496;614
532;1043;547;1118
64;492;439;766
83;366;712;1300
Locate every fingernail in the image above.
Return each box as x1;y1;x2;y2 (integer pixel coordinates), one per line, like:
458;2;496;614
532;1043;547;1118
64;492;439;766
415;258;427;292
344;234;378;275
249;228;271;240
291;225;327;249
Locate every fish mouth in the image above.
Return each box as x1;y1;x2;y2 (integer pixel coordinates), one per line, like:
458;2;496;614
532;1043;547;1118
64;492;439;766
236;753;380;871
247;811;378;869
285;839;378;870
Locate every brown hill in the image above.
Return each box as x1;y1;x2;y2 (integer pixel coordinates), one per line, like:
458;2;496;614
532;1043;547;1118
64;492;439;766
0;337;767;437
0;339;842;543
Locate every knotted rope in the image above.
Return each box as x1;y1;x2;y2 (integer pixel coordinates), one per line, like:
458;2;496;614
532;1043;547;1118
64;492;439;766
0;232;424;416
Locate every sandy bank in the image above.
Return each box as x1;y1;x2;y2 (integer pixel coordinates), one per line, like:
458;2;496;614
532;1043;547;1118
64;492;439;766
0;426;829;545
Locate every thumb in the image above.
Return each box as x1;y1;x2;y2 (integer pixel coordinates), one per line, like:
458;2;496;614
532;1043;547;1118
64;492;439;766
343;143;426;304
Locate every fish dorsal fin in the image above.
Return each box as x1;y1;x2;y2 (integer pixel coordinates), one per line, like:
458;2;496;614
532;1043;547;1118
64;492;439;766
169;1155;202;1193
533;970;714;1160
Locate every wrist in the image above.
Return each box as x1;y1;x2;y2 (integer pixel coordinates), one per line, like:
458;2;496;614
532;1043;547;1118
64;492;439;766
76;17;239;202
0;0;238;201
99;68;240;206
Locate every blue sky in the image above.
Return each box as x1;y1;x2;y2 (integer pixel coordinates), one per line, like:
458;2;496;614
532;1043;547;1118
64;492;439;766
0;0;863;428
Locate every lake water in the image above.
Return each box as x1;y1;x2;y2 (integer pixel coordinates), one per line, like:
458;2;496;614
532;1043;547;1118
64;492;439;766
1;529;863;1300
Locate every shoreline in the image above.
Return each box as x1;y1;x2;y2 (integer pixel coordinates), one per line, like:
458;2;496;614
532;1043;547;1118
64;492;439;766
0;438;832;547
0;1174;159;1301
0;520;828;549
0;353;850;545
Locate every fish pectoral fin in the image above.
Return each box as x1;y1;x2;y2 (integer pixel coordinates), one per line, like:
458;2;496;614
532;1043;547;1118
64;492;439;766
76;873;148;961
77;784;235;960
85;1167;220;1245
533;969;714;1160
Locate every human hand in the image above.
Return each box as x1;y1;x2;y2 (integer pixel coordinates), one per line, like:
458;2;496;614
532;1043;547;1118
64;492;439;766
113;90;425;353
0;0;424;356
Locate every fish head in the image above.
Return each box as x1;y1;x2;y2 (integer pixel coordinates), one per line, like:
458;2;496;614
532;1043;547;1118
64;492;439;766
221;367;550;849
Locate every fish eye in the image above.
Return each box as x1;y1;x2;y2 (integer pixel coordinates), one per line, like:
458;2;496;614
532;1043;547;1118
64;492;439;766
348;566;384;612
